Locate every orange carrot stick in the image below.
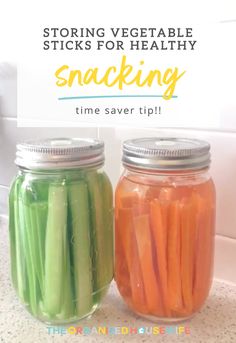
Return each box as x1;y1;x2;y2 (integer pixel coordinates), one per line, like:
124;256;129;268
159;188;174;255
193;198;215;310
167;200;183;312
180;198;196;314
150;199;171;317
120;193;139;208
115;190;138;218
120;191;150;215
133;214;163;316
117;208;147;313
133;200;150;216
146;186;161;200
159;187;174;202
115;216;131;299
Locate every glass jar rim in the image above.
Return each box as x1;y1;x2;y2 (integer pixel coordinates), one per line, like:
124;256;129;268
15;138;104;170
122;137;211;171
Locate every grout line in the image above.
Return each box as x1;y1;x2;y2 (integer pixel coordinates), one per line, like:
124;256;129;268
143;127;236;134
220;19;236;23
0;116;16;121
215;234;236;242
2;118;236;135
88;126;236;135
96;127;100;139
214;278;236;287
0;185;9;190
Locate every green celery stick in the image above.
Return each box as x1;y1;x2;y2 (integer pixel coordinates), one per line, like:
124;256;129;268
56;241;74;321
68;181;93;317
29;202;47;296
9;177;28;302
44;183;67;316
99;173;114;282
17;187;31;305
20;185;41;316
86;171;110;302
57;193;74;321
9;177;20;289
28;178;49;295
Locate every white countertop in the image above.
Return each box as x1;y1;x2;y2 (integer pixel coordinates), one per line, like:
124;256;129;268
1;216;236;343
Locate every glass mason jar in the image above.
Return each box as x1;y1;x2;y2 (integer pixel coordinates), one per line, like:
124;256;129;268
9;138;113;324
115;138;216;322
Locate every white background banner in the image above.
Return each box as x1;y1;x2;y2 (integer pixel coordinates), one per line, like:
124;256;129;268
0;0;233;127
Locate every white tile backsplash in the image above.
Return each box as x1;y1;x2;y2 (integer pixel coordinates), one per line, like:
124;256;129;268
0;186;9;216
0;63;17;117
219;1;236;22
219;22;236;130
215;235;236;284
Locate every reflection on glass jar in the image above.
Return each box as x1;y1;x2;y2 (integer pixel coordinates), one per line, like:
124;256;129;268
115;138;215;322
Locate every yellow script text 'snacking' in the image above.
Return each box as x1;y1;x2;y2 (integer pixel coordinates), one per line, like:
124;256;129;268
55;55;186;100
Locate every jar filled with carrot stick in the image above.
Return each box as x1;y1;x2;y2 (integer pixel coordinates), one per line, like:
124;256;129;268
115;137;215;322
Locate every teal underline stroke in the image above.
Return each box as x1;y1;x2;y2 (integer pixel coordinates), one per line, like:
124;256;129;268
58;95;178;100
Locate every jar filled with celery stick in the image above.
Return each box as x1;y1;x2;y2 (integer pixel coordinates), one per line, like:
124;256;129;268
9;138;113;324
115;138;216;322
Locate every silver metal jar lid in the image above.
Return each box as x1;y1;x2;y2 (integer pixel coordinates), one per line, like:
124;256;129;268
15;138;104;170
122;137;211;171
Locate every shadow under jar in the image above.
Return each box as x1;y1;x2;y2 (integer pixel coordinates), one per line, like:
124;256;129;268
115;137;216;322
9;138;113;324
